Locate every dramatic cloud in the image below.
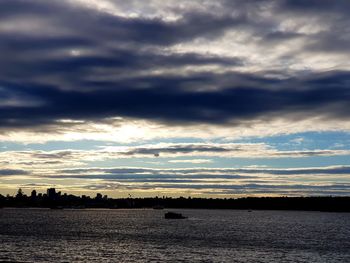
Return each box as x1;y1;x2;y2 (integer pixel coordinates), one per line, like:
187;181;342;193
0;0;349;132
1;70;350;130
1;0;350;196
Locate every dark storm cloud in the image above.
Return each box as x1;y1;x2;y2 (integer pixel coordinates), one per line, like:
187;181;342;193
274;0;350;53
0;33;93;52
0;0;350;129
262;31;304;43
0;0;63;18
0;0;245;46
0;71;350;127
0;169;29;176
0;49;241;78
0;0;247;82
222;0;350;54
303;32;350;53
277;0;350;13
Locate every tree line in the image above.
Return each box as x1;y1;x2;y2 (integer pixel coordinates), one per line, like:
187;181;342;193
1;188;349;212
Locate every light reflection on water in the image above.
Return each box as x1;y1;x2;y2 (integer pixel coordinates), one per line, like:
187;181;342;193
1;208;350;262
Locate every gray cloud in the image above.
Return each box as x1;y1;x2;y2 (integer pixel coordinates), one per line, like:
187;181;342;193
57;165;350;181
0;72;350;128
8;164;347;195
120;144;350;158
81;181;350;196
0;169;29;176
121;144;232;157
2;144;349;168
0;0;349;131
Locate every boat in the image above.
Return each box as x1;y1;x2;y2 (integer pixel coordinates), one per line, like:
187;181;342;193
164;211;187;219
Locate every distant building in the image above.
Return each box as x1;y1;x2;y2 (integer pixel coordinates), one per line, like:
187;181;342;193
31;190;37;198
96;193;102;200
47;188;56;199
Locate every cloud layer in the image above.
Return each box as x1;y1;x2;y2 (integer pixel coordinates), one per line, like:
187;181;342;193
1;0;350;196
3;165;350;196
0;0;350;134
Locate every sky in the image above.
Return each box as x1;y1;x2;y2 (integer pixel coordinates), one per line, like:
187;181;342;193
1;0;350;197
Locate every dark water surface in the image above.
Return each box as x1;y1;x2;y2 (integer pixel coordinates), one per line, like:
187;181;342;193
1;208;350;262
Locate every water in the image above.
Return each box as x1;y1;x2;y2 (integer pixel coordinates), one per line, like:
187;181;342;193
1;208;350;262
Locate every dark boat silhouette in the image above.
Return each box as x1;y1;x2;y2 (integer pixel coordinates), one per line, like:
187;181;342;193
164;211;187;219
